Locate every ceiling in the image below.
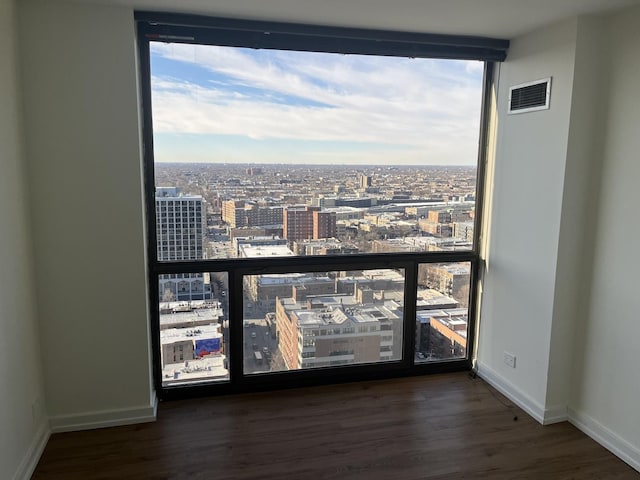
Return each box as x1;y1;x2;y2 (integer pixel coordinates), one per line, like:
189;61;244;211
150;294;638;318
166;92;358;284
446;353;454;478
71;0;640;38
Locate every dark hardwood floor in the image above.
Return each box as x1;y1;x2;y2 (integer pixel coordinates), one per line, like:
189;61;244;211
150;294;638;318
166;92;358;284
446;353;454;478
33;373;639;479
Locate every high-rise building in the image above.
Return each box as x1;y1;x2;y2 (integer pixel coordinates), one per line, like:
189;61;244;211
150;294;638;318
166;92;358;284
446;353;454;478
245;204;283;227
275;291;401;370
312;210;336;239
156;187;210;301
222;200;283;228
221;200;245;228
283;206;319;241
359;174;372;189
156;187;204;261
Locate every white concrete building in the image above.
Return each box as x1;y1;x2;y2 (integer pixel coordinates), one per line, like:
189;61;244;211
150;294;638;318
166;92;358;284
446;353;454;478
155;187;211;301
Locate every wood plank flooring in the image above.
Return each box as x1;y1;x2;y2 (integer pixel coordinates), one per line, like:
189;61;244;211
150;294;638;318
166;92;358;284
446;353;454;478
33;373;639;479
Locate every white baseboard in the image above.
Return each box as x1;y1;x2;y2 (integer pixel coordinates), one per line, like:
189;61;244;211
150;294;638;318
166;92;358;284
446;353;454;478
542;403;568;425
49;396;158;433
12;420;51;480
568;408;640;473
475;361;567;425
11;397;158;479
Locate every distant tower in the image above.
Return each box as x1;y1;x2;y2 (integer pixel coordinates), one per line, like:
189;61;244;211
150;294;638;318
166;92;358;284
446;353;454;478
283;206;319;242
156;187;210;301
359;174;372;189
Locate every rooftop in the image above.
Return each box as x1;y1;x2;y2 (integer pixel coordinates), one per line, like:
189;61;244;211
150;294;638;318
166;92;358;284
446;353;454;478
295;304;391;327
239;245;295;258
416;288;459;309
162;355;229;384
258;273;331;285
160;324;222;345
159;308;223;328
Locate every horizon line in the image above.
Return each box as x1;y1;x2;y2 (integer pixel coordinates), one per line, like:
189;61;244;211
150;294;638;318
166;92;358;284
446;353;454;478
155;161;478;168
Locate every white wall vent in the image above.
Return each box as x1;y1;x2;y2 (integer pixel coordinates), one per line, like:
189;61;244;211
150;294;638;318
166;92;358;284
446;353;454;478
508;77;551;114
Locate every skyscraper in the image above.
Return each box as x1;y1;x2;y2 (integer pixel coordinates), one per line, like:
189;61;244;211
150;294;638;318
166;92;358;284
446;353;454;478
156;187;211;301
156;187;204;261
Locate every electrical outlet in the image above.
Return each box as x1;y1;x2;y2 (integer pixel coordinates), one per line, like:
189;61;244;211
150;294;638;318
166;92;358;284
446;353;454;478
503;351;516;368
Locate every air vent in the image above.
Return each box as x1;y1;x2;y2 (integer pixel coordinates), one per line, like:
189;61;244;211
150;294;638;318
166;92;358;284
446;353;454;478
508;77;551;114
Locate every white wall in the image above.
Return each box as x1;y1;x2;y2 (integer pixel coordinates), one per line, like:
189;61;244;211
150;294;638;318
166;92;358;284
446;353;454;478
477;19;579;420
545;15;608;413
0;0;49;478
479;6;640;469
18;0;155;430
569;6;640;470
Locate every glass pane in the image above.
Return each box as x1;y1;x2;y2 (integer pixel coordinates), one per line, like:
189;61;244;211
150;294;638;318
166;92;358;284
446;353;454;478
150;42;482;260
159;272;229;386
415;262;471;363
243;268;405;374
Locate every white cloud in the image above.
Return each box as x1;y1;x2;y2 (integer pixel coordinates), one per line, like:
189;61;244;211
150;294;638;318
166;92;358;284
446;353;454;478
150;42;483;164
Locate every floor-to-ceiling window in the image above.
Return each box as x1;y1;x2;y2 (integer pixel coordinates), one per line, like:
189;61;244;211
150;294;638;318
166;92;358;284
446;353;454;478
137;13;507;398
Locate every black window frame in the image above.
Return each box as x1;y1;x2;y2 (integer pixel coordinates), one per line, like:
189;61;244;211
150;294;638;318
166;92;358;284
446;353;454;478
136;12;507;400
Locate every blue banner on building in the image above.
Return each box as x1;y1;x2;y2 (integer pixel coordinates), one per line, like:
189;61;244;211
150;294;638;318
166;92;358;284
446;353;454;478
195;338;220;357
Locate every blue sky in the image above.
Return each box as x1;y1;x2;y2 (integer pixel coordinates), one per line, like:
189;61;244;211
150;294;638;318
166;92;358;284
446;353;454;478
150;42;483;165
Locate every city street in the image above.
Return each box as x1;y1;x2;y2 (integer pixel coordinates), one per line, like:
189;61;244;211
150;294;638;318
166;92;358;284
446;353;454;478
208;272;280;374
242;317;276;374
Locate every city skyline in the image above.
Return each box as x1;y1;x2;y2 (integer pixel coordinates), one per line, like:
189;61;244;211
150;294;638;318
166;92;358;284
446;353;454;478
150;42;484;166
154;161;479;168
